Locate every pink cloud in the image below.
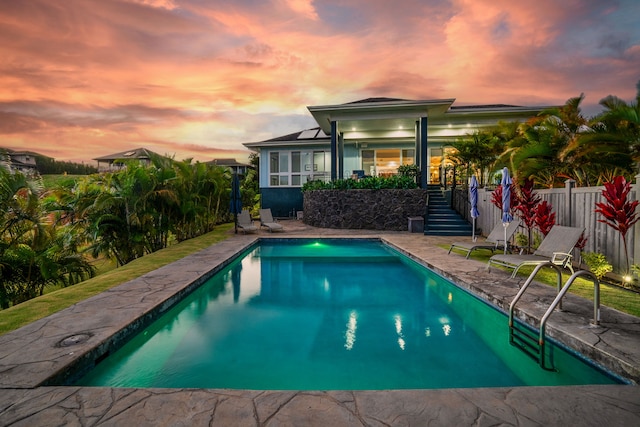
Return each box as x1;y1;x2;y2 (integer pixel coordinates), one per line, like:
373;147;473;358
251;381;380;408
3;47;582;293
0;0;638;163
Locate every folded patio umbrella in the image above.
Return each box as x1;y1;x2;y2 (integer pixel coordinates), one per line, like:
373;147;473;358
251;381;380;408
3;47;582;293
230;173;242;234
470;175;479;242
501;167;513;254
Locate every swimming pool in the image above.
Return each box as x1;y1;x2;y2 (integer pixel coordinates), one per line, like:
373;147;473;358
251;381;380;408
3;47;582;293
75;239;622;390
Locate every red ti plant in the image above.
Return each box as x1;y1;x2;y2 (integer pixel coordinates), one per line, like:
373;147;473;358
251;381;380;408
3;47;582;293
534;200;556;237
575;233;588;251
594;176;640;273
575;232;588;267
490;185;502;209
514;179;541;253
491;183;519;212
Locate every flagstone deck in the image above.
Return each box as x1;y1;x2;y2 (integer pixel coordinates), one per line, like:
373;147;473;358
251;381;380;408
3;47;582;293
1;220;639;426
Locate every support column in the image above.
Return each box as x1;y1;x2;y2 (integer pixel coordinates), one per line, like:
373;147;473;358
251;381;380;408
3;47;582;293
564;179;575;226
338;132;344;179
415;120;420;176
420;116;428;188
330;120;337;181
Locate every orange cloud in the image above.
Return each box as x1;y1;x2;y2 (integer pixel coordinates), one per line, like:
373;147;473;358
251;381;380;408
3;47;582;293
0;0;638;163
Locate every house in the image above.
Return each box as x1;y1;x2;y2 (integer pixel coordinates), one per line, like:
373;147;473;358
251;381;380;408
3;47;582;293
207;158;251;175
93;147;162;171
0;148;46;175
243;97;554;217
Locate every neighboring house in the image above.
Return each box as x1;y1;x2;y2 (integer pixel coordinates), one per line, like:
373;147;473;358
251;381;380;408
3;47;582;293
0;148;46;175
93;147;161;171
243;97;555;217
207;158;251;175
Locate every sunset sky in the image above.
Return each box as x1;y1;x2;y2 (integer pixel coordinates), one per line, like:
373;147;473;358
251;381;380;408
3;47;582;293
1;0;639;164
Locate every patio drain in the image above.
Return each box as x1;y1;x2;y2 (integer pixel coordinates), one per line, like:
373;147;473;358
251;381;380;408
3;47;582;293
58;333;92;347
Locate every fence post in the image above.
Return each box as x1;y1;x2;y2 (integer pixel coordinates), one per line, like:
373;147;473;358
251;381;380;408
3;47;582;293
633;174;640;267
564;179;575;227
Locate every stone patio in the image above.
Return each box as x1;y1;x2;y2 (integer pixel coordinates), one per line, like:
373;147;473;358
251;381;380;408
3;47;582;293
0;220;639;426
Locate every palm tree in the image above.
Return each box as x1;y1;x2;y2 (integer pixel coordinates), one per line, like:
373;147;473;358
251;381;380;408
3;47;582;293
0;169;95;307
81;164;157;266
592;80;640;168
449;127;508;186
498;94;606;187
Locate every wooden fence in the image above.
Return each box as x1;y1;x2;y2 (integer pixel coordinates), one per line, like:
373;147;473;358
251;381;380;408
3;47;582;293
452;175;640;274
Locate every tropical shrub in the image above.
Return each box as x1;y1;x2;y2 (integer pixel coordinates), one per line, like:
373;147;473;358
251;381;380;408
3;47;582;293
514;179;540;253
0;170;95;308
489;183;519;213
581;252;613;280
0;157;242;308
397;164;420;182
301;175;417;191
534;200;556;236
594;176;639;273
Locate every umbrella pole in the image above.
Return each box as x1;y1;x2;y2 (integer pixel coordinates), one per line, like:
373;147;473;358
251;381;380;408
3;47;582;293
234;213;238;234
472;218;476;242
503;224;508;254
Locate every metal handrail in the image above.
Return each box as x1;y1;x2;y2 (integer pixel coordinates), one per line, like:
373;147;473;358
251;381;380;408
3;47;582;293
539;270;600;363
508;261;563;329
509;265;600;368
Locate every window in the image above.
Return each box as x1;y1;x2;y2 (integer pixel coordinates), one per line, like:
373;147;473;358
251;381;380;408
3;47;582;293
361;149;416;177
268;150;330;187
402;149;415;165
269;152;289;185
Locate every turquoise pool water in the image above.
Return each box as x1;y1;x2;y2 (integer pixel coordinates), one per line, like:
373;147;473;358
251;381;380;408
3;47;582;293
76;239;621;389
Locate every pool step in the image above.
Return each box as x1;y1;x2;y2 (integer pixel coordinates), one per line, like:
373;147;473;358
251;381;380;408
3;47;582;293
509;319;554;370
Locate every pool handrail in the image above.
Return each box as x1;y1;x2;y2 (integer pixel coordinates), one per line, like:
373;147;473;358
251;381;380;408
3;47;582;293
509;264;601;369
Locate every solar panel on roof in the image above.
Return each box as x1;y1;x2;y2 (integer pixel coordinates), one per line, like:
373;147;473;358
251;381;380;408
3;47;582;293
297;129;320;139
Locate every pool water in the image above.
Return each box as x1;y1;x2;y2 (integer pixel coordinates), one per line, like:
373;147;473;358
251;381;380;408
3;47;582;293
76;239;621;389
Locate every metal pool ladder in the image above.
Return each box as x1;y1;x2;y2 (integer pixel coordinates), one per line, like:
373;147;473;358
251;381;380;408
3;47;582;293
508;262;600;370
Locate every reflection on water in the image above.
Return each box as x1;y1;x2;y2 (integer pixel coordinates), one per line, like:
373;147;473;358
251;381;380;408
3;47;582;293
76;240;620;390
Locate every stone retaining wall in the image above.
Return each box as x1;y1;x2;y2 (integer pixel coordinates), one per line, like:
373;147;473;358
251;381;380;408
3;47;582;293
302;189;427;230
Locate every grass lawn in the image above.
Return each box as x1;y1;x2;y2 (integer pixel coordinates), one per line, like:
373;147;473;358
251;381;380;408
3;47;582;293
0;223;235;336
41;174;84;188
447;246;640;318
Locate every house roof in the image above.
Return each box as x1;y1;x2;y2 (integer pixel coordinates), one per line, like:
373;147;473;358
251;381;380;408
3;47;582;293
243;97;558;150
344;97;409;104
244;127;329;148
0;147;53;159
307;98;457;135
93;147;160;162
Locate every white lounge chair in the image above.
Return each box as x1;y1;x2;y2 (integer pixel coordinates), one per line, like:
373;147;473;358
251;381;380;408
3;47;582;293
237;210;258;234
259;208;283;232
448;221;520;259
487;225;584;278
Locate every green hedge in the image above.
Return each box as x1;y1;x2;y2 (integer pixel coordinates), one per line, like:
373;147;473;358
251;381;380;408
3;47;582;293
302;176;417;191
